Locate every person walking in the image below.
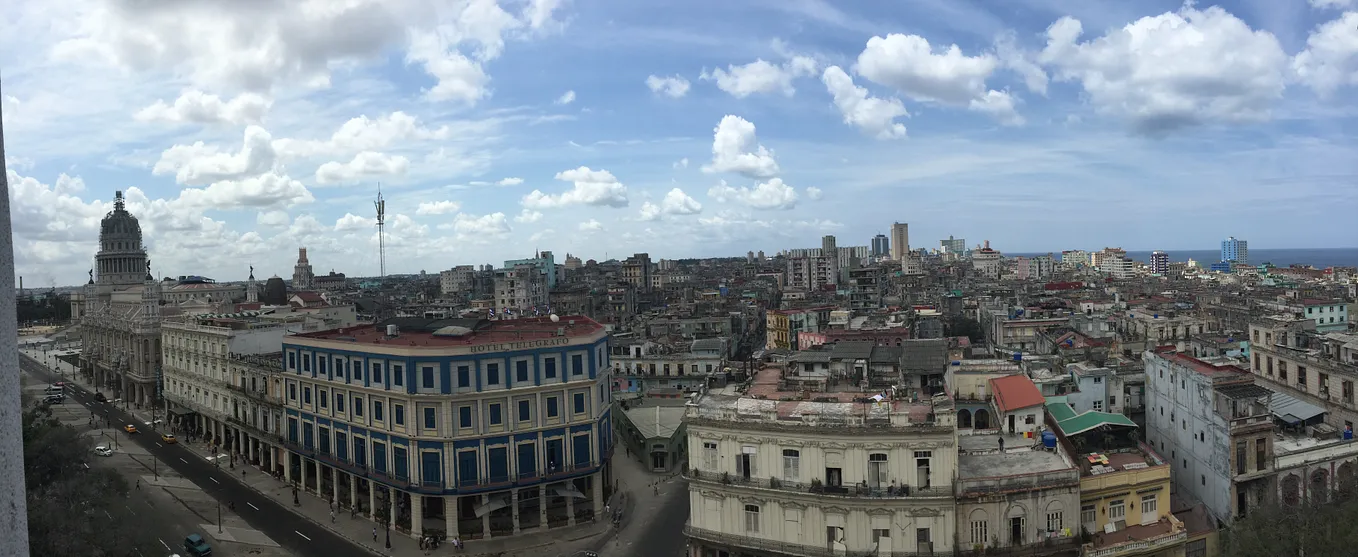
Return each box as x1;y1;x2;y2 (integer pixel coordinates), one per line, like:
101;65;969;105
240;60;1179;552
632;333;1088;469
330;509;335;523
136;479;140;490
372;527;377;542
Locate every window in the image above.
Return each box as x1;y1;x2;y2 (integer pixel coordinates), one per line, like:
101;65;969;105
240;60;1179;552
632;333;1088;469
1257;438;1267;472
335;393;345;413
782;449;800;482
970;520;988;545
573;392;586;414
302;387;311;405
353;396;364;417
288;383;297;401
546;397;559;418
867;453;888;488
288;353;296;370
743;504;760;533
335;358;344;378
319;389;328;409
459;406;472;429
1080;505;1095;528
1186;539;1208;557
423;407;437;430
516;360;529;383
373;400;384;421
544;358;557;379
393;364;403;386
302;355;311;372
703;442;719;471
487;363;500;385
1108;500;1125;521
518;400;531;422
489;403;503;425
572;354;584;376
1047;511;1063;532
423;366;436;389
1141;494;1158;521
353;361;363;381
1092;400;1102;411
372;362;383;383
394;404;405;426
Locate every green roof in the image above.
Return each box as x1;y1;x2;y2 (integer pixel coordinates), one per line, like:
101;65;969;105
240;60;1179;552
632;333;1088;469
1056;411;1138;436
1045;399;1077;422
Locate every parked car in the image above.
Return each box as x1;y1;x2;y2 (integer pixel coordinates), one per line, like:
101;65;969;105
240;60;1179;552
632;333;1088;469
123;424;138;434
94;446;113;457
183;534;212;557
161;433;177;444
42;394;64;405
94;392;106;402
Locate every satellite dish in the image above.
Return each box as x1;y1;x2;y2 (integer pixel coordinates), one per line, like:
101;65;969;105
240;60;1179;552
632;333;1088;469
550;314;560;322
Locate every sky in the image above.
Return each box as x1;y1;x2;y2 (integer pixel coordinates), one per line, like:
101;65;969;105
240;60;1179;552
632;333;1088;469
3;0;1358;288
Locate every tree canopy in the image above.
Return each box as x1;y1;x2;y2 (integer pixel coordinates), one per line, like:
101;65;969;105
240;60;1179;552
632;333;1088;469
1221;492;1358;557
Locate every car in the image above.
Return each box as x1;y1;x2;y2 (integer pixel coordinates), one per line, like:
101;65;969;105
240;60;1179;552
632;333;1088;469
94;392;106;402
183;534;212;557
42;394;64;405
123;424;138;434
94;445;113;457
161;433;177;444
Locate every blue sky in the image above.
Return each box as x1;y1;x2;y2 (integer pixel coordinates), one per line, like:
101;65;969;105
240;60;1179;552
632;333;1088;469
3;0;1357;287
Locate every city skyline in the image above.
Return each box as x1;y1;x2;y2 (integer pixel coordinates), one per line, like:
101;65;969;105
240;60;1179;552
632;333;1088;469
5;0;1358;287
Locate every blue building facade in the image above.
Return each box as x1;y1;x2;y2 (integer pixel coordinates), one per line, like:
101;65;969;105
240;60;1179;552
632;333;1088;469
1221;236;1248;265
504;251;556;289
279;317;611;540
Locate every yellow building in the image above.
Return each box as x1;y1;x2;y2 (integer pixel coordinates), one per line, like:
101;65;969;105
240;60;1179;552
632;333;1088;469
764;311;791;350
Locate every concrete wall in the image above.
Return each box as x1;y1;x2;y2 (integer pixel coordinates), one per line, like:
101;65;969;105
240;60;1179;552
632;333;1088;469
1144;354;1233;522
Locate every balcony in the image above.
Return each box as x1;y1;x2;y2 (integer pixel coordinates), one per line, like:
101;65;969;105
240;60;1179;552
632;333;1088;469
225;416;277;439
1083;524;1186;557
226;383;281;406
686;469;952;499
684;524;940;557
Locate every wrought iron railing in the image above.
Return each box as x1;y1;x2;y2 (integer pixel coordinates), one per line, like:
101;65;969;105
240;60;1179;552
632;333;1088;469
686;469;952;498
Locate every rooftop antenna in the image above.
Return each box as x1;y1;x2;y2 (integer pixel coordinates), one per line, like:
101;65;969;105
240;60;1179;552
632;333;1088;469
375;183;386;280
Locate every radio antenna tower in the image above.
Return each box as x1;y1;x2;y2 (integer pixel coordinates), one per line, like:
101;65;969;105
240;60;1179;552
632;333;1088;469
374;184;386;279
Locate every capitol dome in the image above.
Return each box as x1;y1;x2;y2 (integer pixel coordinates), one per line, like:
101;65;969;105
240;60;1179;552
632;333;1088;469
95;190;150;286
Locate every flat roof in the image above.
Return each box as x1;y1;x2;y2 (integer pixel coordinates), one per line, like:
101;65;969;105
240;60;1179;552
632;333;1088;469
959;447;1072;479
291;315;604;349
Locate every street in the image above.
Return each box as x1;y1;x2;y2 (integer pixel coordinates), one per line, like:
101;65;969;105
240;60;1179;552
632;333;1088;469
20;352;362;557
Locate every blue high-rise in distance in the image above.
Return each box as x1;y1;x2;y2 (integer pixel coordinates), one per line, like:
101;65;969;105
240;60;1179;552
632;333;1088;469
1221;237;1248;265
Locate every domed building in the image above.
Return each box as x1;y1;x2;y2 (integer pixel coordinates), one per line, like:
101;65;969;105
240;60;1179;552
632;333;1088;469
262;275;288;305
79;190;163;408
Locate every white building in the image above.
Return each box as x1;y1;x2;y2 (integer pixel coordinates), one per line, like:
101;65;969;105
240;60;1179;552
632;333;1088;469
891;222;910;261
684;367;958;557
1059;250;1089;271
292;247;315;290
971;242;1002;280
440;265;476;296
494;264;548;316
1100;257;1135;280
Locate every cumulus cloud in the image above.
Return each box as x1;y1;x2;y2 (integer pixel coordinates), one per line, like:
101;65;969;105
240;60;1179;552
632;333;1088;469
521;166;629;209
514;209;543;223
578;219;604;232
702;115;780;179
153;125;278;185
444;212;512;240
335;213;376;232
1292;12;1358;97
273;111;453;159
806;187;823;201
639;187;703;220
257;210;291;228
416;200;463;215
646;75;691;98
555;90;576;104
314;151;410;185
135;90;271;125
1039;6;1288;133
701;56;818;98
822;66;908;139
855;33;1020;124
708;178;799;210
673;158;689;169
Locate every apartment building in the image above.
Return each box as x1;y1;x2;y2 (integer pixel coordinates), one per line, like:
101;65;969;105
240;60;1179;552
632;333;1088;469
440;265;476;296
1249;316;1358;428
494;264;548;317
685;367;958;557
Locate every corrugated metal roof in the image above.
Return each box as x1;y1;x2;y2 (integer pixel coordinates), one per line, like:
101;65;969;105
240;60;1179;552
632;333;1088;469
1269;391;1325;424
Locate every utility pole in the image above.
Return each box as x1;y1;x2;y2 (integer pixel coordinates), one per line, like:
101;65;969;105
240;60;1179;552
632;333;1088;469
0;73;34;557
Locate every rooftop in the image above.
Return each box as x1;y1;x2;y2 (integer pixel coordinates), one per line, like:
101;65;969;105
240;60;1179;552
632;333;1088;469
957;433;1073;479
692;366;951;429
990;375;1045;413
291;315;604;348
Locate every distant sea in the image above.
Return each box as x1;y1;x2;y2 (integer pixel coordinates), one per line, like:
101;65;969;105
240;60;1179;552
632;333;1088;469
1009;248;1358;269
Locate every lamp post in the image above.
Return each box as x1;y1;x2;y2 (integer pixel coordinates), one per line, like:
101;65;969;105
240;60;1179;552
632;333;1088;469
383;489;391;550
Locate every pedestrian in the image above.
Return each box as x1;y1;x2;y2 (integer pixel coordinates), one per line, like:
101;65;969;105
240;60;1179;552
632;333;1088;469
330;510;335;523
136;479;140;490
372;527;377;542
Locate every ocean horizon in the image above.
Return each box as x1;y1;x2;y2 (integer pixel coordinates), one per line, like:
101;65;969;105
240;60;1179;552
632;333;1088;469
1009;247;1358;269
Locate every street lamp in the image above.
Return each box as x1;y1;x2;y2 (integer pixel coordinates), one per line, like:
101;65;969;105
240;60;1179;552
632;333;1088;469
383;488;391;550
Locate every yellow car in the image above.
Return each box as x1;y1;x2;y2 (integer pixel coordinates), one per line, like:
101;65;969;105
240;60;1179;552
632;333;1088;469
161;433;177;444
123;424;138;434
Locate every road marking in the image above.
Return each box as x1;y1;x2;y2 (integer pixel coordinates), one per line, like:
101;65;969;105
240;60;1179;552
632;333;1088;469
247;502;260;511
159;539;169;551
295;531;311;541
103;510;112;519
124;505;135;515
179;458;188;464
210;477;219;484
156;443;162;448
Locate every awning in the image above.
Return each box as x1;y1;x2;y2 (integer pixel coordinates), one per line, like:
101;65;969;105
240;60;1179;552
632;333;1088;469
1270;391;1325;425
167;407;196;417
473;495;511;517
550;484;588;501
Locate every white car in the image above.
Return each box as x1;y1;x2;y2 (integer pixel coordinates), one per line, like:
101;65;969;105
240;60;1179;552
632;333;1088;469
94;446;113;457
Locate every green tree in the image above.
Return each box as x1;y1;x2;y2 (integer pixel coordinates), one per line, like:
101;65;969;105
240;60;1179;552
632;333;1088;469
945;316;985;343
1222;494;1358;557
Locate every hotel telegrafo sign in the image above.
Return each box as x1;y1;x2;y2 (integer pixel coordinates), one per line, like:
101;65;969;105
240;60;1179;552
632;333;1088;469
469;337;573;354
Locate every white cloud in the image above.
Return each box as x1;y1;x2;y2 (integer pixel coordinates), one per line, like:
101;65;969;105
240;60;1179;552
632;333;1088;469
821;66;908;139
555;90;576;104
700;56;818;98
806;187;823;201
579;219;604;232
856;33;998;105
153;126;278;185
646;75;691;98
1309;0;1354;8
1292;12;1358;97
969;90;1025;126
673;157;689;169
257;210;291;228
498;177;524;186
1039;6;1288;133
639;188;703;220
638;202;663;222
708;178;799;210
702;115;780;179
416;200;463;215
335;213;376;232
274;111;453;159
134;90;271;125
175;173;315;210
514;209;543;223
314;151;410;185
445;212;512;240
522;166;629;208
994;32;1049;96
528;228;554;242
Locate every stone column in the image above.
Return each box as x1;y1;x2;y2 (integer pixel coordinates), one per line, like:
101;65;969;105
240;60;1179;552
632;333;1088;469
300;457;308;490
388;491;397;531
539;485;549;529
368;481;377;520
350;474;358;510
331;467;339;504
445;496;459;538
592;474;604;514
314;460;322;494
411;493;423;538
284;451;293;482
481;494;491;538
511;488;521;534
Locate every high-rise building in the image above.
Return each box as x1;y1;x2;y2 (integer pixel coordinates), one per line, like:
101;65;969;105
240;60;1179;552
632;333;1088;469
940;235;965;255
890;222;910;260
1222;237;1248;265
1149;251;1170;275
292;247;315;289
871;234;890;257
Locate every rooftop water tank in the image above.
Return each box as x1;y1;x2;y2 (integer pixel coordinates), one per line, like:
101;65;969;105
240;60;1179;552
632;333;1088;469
1012;352;1023;362
1042;430;1057;449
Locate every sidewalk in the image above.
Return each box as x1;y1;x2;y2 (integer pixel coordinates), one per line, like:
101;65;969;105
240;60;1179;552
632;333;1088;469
599;449;688;557
21;344;631;557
